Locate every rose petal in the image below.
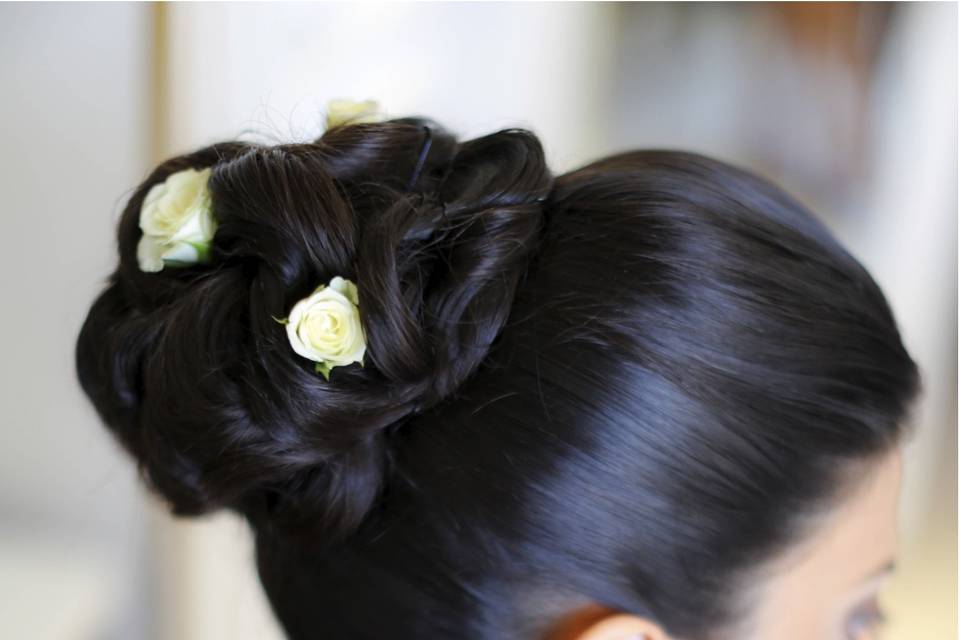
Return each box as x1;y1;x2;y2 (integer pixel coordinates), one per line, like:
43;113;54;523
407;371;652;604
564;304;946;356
136;234;165;272
161;241;200;264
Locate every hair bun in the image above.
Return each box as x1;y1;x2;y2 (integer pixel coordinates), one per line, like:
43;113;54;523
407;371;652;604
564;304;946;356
76;118;553;541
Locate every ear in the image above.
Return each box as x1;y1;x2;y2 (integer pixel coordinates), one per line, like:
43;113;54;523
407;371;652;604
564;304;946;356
576;613;669;640
546;604;670;640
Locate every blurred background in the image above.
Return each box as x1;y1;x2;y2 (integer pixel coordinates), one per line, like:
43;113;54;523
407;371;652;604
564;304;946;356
0;2;955;639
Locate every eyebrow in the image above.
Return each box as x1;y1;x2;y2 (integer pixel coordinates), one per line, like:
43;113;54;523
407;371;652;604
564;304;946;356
862;559;897;584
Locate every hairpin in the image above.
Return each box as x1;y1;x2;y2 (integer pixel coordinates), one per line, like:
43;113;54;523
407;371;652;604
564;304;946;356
406;126;433;191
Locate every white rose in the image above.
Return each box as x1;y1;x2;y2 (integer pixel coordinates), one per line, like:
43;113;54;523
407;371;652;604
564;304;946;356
325;99;386;129
137;167;216;272
281;276;366;380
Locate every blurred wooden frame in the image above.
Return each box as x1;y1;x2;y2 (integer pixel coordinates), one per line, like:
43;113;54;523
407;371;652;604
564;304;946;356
770;2;893;81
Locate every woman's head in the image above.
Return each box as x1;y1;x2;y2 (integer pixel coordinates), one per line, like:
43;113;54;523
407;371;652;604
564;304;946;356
75;115;921;640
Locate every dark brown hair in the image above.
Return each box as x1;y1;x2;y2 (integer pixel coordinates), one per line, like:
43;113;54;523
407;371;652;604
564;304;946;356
76;116;921;639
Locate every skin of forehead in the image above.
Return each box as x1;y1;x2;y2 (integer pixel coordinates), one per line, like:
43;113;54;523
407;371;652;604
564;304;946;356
725;450;902;640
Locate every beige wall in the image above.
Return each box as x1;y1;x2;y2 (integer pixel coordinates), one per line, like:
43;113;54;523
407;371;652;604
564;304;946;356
0;3;154;638
854;5;957;637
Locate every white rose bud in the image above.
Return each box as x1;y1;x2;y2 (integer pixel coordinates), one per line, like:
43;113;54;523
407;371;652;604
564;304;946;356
137;166;216;272
325;99;386;130
277;276;367;380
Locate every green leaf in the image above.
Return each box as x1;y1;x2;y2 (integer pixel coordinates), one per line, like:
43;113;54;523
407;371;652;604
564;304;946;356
271;315;289;325
187;240;211;262
315;361;332;381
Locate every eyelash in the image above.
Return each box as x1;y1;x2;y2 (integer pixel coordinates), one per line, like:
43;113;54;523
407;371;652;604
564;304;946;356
845;597;887;639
